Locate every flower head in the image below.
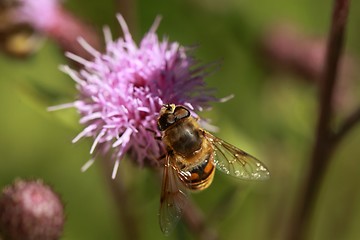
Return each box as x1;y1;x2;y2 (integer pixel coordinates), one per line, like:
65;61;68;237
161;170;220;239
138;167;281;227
10;0;61;31
4;0;100;59
52;15;222;178
0;179;65;240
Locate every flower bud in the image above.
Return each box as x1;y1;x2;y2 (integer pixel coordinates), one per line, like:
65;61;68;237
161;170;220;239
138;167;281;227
0;179;65;240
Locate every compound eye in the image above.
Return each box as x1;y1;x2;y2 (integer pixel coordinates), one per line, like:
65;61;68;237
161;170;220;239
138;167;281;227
157;114;176;131
173;106;190;120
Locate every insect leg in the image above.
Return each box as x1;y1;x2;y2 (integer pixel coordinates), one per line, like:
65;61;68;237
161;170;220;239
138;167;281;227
145;127;162;141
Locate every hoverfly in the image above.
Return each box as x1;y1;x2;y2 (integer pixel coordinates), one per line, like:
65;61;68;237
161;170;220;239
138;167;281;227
157;104;270;234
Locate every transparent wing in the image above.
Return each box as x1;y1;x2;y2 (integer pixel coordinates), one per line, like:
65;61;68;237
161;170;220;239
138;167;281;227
203;131;270;180
159;154;187;235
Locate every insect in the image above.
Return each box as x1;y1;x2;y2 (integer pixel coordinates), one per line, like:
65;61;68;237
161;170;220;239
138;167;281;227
157;104;270;234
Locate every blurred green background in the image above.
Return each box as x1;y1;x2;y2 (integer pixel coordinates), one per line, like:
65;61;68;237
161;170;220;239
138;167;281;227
1;0;360;239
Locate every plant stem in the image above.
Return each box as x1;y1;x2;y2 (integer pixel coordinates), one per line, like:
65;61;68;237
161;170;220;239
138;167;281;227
100;157;140;240
286;0;349;239
182;198;219;240
333;107;360;146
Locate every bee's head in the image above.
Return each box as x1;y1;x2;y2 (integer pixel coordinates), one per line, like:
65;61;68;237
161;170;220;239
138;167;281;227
157;104;190;131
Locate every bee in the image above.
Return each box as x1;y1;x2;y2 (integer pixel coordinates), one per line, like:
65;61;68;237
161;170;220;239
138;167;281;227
157;104;270;234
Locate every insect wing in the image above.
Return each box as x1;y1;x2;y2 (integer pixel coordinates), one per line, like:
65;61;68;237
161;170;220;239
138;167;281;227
203;131;270;180
159;154;187;235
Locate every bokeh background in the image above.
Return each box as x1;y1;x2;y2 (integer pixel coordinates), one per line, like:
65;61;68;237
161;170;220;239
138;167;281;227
1;0;360;239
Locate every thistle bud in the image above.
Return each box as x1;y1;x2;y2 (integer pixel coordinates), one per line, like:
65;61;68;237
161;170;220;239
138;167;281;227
0;179;64;240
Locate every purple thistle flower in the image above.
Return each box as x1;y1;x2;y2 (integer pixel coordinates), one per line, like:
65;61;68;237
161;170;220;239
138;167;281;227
11;0;61;31
6;0;101;59
0;179;65;240
50;15;226;178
